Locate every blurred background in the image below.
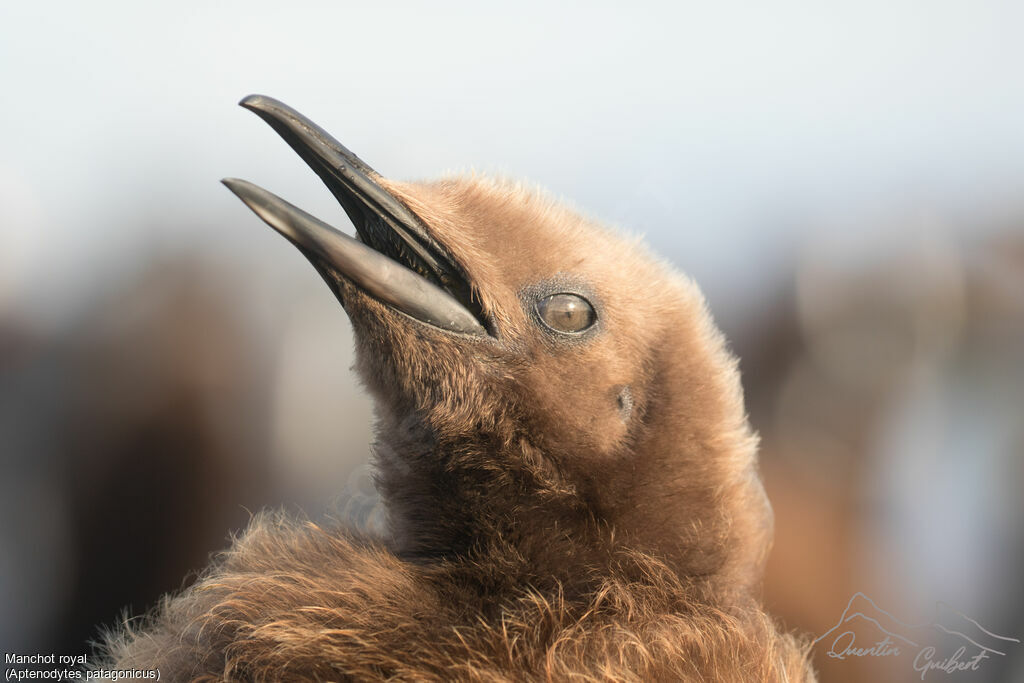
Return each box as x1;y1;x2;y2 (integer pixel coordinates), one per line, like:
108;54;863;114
1;2;1022;680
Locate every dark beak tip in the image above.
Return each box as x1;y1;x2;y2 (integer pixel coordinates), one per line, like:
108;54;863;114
238;94;262;109
239;94;274;113
220;179;268;219
220;177;247;197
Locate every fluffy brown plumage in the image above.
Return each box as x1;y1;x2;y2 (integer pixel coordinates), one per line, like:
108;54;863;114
99;99;815;681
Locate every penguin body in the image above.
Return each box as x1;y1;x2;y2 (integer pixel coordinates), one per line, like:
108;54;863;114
100;97;814;682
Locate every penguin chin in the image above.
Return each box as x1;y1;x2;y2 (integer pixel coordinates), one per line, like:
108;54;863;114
332;281;498;428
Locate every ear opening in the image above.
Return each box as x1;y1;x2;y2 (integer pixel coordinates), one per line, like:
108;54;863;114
616;385;634;421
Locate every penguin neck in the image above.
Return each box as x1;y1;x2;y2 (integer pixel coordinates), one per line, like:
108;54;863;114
369;392;769;600
373;420;610;589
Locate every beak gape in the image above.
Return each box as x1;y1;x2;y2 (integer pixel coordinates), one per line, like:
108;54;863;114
223;95;488;336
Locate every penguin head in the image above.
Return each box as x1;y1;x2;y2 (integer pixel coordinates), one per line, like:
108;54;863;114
362;176;717;464
225;96;770;588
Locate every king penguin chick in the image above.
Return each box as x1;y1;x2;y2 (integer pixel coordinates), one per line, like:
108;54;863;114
100;96;815;682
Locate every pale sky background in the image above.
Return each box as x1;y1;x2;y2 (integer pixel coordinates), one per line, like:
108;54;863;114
2;0;1024;330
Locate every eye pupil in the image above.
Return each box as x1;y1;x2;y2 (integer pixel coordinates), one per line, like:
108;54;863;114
536;293;596;333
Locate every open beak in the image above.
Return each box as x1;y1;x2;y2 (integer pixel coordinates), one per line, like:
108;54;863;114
223;95;488;337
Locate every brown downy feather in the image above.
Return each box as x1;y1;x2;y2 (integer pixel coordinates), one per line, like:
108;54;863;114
98;176;815;681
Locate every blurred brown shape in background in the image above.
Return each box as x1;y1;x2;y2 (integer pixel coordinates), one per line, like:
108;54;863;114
1;258;274;653
1;214;1021;683
739;219;1024;682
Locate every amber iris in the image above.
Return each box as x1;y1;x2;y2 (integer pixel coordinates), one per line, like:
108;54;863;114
535;293;596;333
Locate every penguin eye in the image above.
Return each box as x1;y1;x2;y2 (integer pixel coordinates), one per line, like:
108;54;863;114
535;293;596;334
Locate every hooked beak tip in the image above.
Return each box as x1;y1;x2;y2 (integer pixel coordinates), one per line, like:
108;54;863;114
238;94;270;112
